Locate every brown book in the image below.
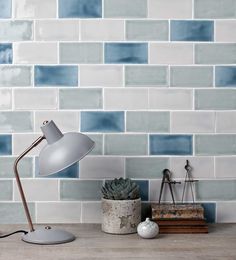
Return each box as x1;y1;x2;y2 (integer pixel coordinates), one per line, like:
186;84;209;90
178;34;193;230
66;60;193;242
152;203;204;219
159;225;208;234
155;219;207;226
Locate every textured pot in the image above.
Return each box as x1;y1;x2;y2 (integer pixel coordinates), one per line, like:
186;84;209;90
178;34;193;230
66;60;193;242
101;198;141;234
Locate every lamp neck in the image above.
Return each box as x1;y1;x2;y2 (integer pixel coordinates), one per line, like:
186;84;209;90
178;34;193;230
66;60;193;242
41;120;63;144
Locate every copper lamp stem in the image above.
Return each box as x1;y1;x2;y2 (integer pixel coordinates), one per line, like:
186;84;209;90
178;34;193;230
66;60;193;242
13;136;45;232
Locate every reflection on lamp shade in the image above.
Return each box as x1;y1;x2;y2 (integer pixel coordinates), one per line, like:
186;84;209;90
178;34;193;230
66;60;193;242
38;120;95;176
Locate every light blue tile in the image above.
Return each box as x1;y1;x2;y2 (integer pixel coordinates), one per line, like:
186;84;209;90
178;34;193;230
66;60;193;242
0;180;12;200
87;134;103;155
201;203;216;223
0;157;33;178
81;112;124;133
0;203;35;224
196;180;236;200
0;44;12;64
35;66;78;87
195;89;236;110
59;0;102;18
105;43;148;64
125;66;168;86
215;66;236;87
134;180;149;201
0;135;12;155
195;135;236;155
126;111;170;132
35;157;79;178
60;43;103;64
194;0;236;19
126;157;169;179
60;180;103;200
150;135;193;155
0;0;11;18
126;20;168;41
171;20;214;41
59;88;102;109
104;0;147;18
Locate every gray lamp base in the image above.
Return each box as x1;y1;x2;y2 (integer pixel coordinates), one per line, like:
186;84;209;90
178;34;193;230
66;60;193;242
22;227;75;245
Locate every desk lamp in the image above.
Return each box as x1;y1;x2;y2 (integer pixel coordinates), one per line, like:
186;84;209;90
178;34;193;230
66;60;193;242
14;120;95;244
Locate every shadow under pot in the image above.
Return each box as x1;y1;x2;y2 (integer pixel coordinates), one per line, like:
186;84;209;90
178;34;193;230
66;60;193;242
101;198;141;234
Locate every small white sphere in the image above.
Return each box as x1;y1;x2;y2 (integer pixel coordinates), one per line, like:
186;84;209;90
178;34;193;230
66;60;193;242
137;218;159;239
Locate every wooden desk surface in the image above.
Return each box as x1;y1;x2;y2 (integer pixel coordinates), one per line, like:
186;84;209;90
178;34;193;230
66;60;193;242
0;224;235;260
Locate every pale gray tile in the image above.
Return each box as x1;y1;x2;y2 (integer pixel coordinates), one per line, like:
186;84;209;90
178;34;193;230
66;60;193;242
0;180;12;200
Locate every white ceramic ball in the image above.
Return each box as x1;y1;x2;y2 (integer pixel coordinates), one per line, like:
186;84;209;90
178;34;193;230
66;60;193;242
137;218;159;239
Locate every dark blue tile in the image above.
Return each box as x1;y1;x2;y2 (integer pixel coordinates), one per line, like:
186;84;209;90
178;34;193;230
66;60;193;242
0;0;11;18
59;0;102;18
201;203;216;223
171;20;214;41
134;180;149;201
105;43;148;64
0;44;12;64
0;135;12;155
81;111;124;132
35;157;79;178
150;135;193;155
35;66;78;87
216;66;236;87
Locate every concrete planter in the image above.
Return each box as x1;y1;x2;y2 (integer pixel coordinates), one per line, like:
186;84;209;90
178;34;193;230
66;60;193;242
101;198;141;234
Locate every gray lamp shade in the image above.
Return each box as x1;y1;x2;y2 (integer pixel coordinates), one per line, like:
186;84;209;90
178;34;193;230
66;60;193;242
38;120;95;176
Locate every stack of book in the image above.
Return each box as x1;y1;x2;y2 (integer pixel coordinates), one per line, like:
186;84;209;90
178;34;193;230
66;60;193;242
151;203;208;234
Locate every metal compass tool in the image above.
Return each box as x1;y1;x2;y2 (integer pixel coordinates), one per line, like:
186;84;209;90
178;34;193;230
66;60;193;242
181;160;198;204
158;169;181;204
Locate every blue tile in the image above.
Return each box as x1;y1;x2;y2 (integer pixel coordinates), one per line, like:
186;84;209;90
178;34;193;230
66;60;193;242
0;44;12;64
201;203;216;223
150;135;193;155
35;66;78;87
59;0;102;18
0;0;11;18
81;111;124;132
171;20;214;41
35;157;79;178
105;43;148;64
134;180;149;201
0;135;12;155
216;66;236;87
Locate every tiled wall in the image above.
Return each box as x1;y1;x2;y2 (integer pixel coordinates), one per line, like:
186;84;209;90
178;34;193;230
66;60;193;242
0;0;236;224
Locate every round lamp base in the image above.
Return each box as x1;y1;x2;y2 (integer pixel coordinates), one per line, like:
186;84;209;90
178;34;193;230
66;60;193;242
22;227;75;245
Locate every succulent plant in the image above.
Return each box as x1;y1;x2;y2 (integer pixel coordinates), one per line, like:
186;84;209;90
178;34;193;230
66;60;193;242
102;178;140;200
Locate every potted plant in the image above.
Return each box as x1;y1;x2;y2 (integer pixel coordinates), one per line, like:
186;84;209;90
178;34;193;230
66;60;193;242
101;178;141;234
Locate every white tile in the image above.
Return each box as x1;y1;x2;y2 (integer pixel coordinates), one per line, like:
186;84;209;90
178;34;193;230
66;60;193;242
148;0;192;19
104;88;148;110
14;43;57;64
171;112;215;133
216;21;236;42
81;20;124;41
14;89;58;110
149;89;193;110
217;202;236;223
150;43;194;65
81;202;102;223
150;180;195;203
13;134;48;156
35;20;79;41
170;157;215;179
35;111;79;133
0;89;11;110
14;179;59;202
216;112;236;133
37;202;81;223
14;0;56;19
80;65;123;87
80;157;125;179
215;157;236;178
